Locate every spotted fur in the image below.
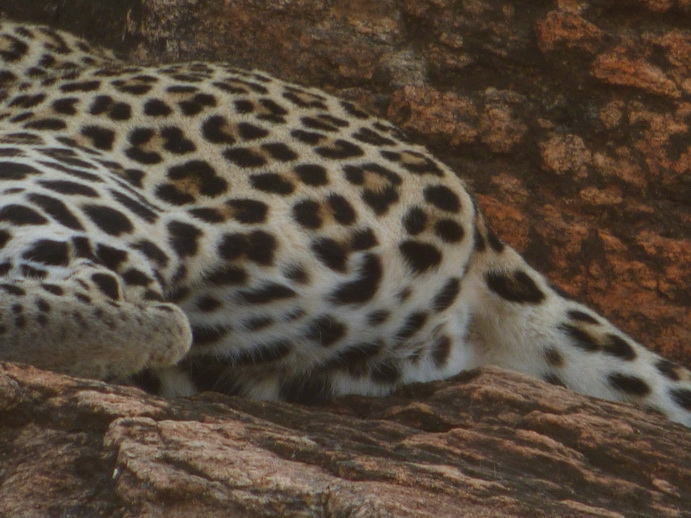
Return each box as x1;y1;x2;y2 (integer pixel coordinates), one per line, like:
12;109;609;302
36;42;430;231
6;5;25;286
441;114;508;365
0;21;689;426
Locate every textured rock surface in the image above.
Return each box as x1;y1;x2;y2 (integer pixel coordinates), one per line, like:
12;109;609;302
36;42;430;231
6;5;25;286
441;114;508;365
0;1;689;516
2;0;688;364
1;362;690;517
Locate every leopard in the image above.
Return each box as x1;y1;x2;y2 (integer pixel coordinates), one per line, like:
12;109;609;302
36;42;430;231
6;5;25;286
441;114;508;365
0;21;689;427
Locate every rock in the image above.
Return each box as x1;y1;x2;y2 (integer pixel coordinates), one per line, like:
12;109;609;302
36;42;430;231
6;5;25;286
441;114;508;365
3;0;685;363
1;362;690;517
0;1;689;516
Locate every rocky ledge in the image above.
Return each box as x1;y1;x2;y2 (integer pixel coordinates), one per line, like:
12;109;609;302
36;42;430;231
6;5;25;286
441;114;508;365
1;362;690;517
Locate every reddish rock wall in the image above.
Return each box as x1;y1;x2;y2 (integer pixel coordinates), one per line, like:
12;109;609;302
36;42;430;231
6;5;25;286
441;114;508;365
4;0;685;362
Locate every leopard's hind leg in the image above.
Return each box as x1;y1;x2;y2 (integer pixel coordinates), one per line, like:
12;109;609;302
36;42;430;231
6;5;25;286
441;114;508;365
466;220;691;426
0;261;191;380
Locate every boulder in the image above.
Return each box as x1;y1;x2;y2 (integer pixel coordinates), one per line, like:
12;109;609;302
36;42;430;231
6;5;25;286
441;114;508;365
1;362;689;517
0;1;689;516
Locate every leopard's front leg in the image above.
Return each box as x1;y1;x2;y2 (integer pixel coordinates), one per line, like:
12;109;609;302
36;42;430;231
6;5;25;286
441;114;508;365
0;261;191;380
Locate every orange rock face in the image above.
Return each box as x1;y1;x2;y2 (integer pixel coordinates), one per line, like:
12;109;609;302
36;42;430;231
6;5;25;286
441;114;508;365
2;0;688;365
